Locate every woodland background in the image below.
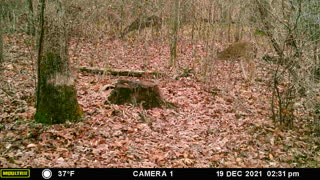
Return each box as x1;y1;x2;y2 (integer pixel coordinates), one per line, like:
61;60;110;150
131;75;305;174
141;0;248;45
0;0;320;167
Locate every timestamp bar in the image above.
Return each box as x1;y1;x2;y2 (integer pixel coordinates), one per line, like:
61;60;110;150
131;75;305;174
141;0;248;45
216;169;304;178
1;168;317;179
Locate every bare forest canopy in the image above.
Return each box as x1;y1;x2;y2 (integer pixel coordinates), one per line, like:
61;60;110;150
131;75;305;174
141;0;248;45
0;0;320;168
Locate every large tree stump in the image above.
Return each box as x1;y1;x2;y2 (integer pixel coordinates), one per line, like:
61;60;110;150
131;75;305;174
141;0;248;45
107;80;164;109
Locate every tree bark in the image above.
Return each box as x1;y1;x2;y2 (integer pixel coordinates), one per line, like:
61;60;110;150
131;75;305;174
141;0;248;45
255;0;284;58
107;80;164;109
35;0;82;124
170;0;179;67
0;19;3;65
26;0;35;35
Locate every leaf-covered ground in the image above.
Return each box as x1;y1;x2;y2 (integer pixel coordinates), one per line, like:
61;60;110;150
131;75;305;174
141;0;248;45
0;33;320;168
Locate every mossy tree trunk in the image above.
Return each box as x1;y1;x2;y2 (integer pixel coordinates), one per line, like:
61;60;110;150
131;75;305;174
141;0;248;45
35;0;82;124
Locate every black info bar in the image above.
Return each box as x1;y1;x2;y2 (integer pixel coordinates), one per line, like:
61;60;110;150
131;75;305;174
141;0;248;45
0;168;317;179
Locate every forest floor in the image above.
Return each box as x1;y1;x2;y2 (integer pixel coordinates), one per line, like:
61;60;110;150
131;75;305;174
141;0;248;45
0;33;320;168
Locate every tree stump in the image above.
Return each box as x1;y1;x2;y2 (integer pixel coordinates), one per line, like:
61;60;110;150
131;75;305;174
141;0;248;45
107;80;164;109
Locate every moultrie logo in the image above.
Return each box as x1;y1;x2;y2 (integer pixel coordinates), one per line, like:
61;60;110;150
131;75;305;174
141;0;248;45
0;169;30;178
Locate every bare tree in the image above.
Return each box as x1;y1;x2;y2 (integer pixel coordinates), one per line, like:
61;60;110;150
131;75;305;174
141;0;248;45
26;0;35;35
254;0;320;129
0;2;4;65
170;0;179;67
35;0;82;124
0;19;3;65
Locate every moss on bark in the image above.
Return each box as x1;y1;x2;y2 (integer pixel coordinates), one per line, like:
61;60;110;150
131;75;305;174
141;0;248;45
35;52;82;124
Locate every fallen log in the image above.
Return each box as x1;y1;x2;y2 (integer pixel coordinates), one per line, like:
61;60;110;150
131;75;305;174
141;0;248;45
78;66;164;78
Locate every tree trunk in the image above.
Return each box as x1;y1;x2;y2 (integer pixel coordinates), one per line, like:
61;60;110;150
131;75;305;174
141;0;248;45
255;0;284;58
0;19;3;65
170;0;179;67
26;0;35;35
35;0;82;124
